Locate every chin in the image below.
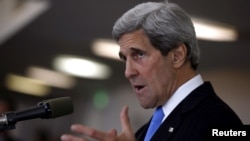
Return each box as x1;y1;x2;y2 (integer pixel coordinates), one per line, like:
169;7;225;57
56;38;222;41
140;103;155;109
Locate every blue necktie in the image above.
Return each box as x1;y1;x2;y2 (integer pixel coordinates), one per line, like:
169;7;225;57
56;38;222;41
144;106;164;141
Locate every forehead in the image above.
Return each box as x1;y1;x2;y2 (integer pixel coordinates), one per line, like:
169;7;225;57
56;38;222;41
118;30;151;53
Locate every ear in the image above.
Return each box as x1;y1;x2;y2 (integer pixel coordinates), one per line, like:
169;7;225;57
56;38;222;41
171;43;187;69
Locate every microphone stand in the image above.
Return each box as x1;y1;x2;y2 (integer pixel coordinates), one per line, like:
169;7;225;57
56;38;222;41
0;102;50;132
0;124;15;131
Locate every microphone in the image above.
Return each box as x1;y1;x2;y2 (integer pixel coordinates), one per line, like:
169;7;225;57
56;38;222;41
0;96;73;131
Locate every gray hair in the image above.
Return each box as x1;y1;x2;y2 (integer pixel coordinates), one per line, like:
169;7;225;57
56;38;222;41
112;2;200;70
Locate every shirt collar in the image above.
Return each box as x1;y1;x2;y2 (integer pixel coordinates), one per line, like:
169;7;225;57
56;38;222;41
162;74;204;121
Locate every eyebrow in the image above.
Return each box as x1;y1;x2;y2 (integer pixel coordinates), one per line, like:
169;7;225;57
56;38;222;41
130;47;143;53
118;47;143;61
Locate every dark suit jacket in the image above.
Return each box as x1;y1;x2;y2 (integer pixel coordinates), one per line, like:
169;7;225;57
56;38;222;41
135;82;243;141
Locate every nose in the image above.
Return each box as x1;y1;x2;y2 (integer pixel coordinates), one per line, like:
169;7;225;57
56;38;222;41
125;60;137;79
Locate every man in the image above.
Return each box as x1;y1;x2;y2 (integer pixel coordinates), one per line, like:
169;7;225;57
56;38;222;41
61;1;243;141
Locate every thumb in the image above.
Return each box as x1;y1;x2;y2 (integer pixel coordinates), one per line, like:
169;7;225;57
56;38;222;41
120;106;133;134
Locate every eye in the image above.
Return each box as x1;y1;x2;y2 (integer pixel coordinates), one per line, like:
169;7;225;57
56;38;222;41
120;55;126;61
132;50;145;60
137;51;144;57
134;51;145;59
119;52;127;62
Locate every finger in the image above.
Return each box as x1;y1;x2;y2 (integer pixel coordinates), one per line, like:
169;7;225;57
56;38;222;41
61;134;86;141
71;124;110;140
120;106;133;132
119;106;136;141
108;129;117;136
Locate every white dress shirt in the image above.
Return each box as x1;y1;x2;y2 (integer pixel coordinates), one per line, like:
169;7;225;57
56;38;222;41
161;74;204;122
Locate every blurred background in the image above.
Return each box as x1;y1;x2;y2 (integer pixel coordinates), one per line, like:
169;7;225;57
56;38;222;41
0;0;249;140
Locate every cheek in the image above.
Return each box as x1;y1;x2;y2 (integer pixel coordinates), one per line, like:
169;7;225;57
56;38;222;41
147;64;173;94
143;68;164;94
151;73;168;93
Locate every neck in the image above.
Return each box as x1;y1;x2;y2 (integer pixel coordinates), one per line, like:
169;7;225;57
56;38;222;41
171;62;197;97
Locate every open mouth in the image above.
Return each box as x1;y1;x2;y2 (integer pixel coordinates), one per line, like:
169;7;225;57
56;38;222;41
134;85;145;91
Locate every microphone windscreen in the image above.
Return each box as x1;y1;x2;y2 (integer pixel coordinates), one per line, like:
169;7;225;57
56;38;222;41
44;97;73;118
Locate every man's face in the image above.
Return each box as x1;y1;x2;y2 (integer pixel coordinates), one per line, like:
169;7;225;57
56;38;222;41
118;30;176;109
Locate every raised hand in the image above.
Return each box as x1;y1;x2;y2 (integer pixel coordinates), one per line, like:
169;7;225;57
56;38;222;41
61;106;136;141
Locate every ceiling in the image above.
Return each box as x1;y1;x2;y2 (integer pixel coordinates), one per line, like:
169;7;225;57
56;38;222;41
0;0;250;99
